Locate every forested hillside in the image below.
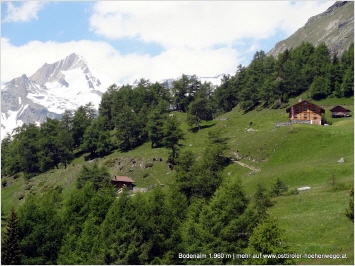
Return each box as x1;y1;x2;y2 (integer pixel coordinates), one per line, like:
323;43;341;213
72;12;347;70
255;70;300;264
2;42;354;178
1;42;354;265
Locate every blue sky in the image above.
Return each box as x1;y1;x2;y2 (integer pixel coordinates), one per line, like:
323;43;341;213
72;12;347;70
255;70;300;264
1;1;335;85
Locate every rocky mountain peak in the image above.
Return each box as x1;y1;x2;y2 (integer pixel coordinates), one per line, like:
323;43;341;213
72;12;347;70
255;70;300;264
1;53;114;139
29;53;90;87
305;1;349;27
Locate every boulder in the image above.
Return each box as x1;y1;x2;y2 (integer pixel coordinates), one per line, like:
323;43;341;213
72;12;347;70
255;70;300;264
337;157;345;163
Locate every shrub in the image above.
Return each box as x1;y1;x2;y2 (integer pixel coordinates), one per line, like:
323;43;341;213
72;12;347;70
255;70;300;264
345;188;354;222
286;188;299;196
145;162;154;168
17;193;24;200
2;178;8;187
143;173;149;178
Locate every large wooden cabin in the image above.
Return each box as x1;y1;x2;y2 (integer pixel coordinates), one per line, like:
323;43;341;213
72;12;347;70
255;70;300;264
286;100;325;125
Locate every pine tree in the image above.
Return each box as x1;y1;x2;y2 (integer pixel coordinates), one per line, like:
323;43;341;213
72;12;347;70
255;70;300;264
341;67;354;97
1;207;22;265
254;183;274;218
115;105;140;151
244;217;294;265
147;104;168;148
187;98;213;131
162;116;185;164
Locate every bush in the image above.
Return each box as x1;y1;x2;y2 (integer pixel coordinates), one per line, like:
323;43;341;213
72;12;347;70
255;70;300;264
145;162;154;168
143;173;149;178
286;188;299;196
345;188;354;222
2;178;8;187
17;193;24;200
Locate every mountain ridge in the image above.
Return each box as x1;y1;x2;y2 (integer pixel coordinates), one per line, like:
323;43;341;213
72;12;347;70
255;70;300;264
267;1;354;58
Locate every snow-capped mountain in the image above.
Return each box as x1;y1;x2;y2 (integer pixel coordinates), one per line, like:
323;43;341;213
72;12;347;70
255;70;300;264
1;53;115;139
1;52;225;140
156;74;225;90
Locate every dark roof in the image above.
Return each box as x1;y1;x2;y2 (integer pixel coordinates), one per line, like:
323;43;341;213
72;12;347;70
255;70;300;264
112;176;135;183
286;100;325;113
329;105;351;112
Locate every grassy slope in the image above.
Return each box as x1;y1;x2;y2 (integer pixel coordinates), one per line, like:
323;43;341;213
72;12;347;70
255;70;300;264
1;97;354;264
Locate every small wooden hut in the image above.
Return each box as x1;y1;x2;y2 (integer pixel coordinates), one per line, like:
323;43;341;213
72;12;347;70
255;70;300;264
330;106;351;118
111;176;135;190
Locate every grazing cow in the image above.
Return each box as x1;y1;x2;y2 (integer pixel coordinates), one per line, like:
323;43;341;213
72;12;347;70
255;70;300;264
153;157;157;161
159;158;163;162
168;164;173;170
249;121;252;127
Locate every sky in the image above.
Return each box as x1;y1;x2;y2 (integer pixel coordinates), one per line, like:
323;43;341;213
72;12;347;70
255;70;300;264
1;1;336;85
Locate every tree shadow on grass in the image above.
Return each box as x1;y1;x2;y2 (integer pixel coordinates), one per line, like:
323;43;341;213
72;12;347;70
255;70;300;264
188;123;215;133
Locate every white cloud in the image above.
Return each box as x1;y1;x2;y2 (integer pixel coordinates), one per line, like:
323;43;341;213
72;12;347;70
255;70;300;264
89;1;336;49
1;1;337;85
2;2;46;23
1;38;242;85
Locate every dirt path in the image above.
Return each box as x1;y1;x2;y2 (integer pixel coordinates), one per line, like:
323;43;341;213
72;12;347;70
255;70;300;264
153;176;162;185
233;161;261;172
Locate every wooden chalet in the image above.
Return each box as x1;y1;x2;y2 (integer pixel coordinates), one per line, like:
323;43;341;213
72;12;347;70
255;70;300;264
330;105;351;118
286;100;325;125
111;176;135;190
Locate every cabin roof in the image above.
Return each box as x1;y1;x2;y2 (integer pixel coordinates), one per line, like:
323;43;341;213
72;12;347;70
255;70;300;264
286;100;325;113
329;105;351;112
112;176;135;183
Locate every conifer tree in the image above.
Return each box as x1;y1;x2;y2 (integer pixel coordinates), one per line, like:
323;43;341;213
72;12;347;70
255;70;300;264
244;217;294;265
187;98;213;131
162;116;185;164
1;207;21;265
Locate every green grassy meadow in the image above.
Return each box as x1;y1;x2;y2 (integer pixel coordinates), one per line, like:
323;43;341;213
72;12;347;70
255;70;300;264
1;98;354;264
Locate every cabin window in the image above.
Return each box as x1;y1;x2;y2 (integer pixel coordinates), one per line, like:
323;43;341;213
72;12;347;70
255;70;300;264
294;114;298;118
312;107;316;111
295;107;299;111
303;106;308;111
303;114;307;118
